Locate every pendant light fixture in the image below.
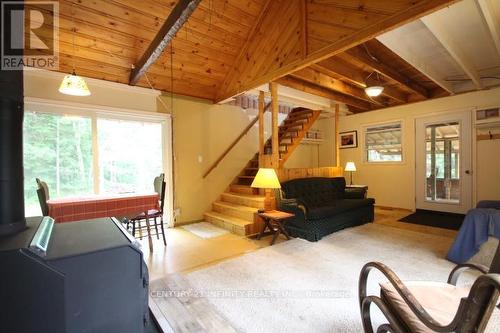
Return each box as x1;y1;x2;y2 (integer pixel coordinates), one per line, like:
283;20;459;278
59;5;90;96
364;72;384;97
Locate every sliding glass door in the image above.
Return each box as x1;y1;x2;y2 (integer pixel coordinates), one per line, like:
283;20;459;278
23;100;172;223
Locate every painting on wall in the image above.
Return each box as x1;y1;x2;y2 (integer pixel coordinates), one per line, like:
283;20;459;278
339;130;357;149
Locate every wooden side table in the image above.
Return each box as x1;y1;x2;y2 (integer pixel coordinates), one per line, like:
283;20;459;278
257;210;294;245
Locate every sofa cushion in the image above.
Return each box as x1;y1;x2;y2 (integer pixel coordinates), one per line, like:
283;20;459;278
307;199;375;220
380;281;470;333
281;177;346;207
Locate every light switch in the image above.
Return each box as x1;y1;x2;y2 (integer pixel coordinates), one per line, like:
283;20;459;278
198;155;203;163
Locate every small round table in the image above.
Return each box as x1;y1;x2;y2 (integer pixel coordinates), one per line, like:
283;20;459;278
257;210;294;245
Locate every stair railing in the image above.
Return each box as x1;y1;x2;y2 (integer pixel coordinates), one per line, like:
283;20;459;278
203;102;270;178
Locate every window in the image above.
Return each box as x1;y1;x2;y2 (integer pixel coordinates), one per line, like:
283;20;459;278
364;122;402;162
98;118;163;194
24;112;94;216
23;100;171;217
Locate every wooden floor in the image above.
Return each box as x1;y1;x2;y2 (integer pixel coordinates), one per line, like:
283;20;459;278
140;207;458;281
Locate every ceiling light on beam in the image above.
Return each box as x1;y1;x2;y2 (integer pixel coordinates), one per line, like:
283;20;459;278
364;72;384;97
364;86;384;97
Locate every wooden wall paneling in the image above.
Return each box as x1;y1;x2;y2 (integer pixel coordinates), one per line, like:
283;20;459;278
277;166;343;182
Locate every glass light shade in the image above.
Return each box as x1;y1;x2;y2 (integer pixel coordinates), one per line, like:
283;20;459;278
345;162;357;172
251;168;281;189
364;86;384;97
59;73;91;96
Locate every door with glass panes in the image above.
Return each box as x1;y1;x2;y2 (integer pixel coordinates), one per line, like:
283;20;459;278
415;111;472;214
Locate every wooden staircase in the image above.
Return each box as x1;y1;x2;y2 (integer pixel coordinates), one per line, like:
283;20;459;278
204;108;321;236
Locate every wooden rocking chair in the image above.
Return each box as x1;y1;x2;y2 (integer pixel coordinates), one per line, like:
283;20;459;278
359;244;500;333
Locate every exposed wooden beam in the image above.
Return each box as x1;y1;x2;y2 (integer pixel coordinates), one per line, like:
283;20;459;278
476;0;500;59
292;66;384;106
421;15;482;89
276;76;371;111
346;45;429;98
314;58;408;103
376;34;455;94
129;0;201;85
216;0;458;102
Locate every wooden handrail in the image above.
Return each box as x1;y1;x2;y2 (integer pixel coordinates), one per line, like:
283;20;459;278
203;102;270;178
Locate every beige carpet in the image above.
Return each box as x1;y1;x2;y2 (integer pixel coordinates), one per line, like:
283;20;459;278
179;223;499;333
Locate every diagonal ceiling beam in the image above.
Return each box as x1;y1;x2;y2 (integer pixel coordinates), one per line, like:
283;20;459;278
421;15;482;89
216;0;459;102
275;76;372;111
291;66;384;107
476;0;500;59
345;45;430;98
129;0;201;85
315;57;408;103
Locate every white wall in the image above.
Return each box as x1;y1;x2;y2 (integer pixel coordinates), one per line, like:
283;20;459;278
339;87;500;210
284;116;336;168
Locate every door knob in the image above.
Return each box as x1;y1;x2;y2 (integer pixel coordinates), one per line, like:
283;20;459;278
465;170;471;175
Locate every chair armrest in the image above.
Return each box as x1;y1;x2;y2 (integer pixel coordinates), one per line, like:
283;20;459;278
359;262;464;332
345;187;366;199
448;263;489;285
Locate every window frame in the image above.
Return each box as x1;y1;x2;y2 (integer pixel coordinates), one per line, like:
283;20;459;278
362;120;405;165
24;97;173;225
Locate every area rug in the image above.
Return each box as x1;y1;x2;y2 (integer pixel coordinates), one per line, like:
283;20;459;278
182;222;229;239
399;209;464;230
180;223;498;333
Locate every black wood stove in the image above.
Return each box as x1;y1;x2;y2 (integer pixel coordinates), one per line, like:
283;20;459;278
0;13;150;332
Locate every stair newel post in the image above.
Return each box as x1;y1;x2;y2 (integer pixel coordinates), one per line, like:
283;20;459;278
258;91;265;168
269;82;279;169
335;104;340;167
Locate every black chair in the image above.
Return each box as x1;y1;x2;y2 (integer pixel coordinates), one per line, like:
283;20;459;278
36;178;50;216
128;174;167;246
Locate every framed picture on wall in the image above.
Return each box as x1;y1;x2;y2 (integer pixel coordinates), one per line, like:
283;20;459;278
339;130;358;149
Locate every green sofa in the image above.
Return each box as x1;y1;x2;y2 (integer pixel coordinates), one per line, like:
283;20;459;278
276;177;374;241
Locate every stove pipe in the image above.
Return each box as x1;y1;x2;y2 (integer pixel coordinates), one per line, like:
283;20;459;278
0;68;26;236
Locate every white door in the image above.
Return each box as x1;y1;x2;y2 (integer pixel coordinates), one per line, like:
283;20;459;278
415;111;472;214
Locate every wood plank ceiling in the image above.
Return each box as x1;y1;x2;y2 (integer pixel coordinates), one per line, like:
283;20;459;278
30;0;458;112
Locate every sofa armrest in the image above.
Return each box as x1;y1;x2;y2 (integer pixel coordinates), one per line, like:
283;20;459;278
476;200;500;210
279;198;308;219
345;187;366;199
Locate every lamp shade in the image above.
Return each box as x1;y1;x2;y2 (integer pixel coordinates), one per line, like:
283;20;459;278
251;168;281;189
59;73;91;96
345;162;356;172
364;86;384;97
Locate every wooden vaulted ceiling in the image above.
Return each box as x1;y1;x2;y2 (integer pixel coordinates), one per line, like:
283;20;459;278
31;0;458;112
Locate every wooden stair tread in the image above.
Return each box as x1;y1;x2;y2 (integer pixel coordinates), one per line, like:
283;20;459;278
213;201;258;212
204;211;253;227
224;192;265;200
